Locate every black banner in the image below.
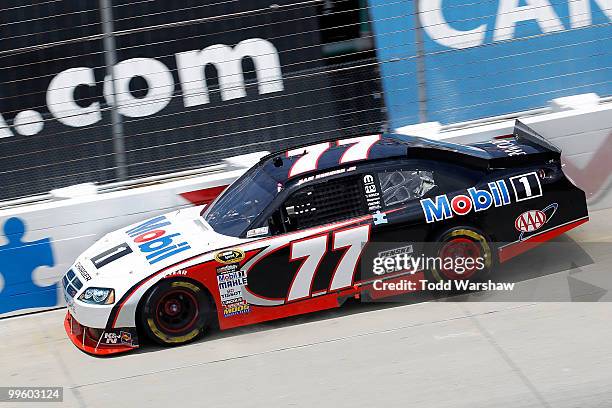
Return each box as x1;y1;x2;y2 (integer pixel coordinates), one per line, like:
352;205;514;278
0;1;383;200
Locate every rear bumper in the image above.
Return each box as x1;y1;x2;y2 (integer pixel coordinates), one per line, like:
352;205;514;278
64;311;139;355
498;216;589;263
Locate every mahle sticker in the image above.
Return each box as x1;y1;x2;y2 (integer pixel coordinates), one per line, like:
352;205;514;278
214;249;245;264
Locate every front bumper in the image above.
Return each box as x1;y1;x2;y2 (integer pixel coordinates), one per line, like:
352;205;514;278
64;311;139;355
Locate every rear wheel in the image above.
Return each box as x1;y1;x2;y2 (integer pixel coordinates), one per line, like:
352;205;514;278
140;280;212;346
429;227;494;284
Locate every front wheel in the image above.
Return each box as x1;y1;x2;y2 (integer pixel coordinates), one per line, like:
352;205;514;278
140;280;212;346
428;226;494;284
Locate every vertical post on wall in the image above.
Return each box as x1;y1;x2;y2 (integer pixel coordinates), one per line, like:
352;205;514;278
100;0;127;181
359;0;370;33
413;0;428;123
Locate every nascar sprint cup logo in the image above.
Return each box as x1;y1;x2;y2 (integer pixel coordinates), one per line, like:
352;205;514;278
214;249;245;264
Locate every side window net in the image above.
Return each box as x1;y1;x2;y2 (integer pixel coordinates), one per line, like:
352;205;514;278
379;170;435;207
284;175;365;230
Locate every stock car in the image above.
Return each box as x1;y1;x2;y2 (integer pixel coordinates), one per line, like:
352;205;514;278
63;120;588;354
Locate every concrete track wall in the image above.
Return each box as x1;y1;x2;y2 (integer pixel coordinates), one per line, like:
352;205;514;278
1;94;610;318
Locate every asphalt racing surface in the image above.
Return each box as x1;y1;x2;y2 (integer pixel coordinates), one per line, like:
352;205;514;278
1;209;612;408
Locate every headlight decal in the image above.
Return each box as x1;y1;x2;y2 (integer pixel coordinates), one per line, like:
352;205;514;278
78;288;115;305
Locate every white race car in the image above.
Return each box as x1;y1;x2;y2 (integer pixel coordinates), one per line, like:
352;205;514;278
63;128;588;354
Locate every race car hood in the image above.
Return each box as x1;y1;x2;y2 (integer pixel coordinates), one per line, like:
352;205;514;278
73;206;240;289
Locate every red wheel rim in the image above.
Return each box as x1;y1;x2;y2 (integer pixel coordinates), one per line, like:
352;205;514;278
154;289;199;334
438;238;482;280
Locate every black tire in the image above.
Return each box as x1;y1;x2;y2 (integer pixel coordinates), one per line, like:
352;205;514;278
140;280;212;346
427;226;495;284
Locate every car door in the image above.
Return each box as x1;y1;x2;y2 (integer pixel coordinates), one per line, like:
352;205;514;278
240;173;372;305
351;163;434;281
355;160;482;280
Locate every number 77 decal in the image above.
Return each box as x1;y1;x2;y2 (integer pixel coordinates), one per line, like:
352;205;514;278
287;224;371;301
287;135;381;178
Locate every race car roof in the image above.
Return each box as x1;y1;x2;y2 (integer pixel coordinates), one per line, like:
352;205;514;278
257;133;491;183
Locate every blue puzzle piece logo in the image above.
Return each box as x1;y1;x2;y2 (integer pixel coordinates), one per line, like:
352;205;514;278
0;217;57;314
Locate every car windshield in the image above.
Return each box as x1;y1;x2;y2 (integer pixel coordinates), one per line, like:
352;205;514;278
204;165;279;237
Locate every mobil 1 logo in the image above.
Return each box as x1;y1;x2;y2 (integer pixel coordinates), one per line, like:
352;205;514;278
509;172;542;202
420;171;544;224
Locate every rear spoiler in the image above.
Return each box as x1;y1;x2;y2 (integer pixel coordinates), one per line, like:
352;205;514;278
405;120;562;170
513;120;561;154
474;120;562;169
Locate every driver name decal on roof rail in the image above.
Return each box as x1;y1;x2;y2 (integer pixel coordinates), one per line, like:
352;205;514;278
125;216;191;265
421;172;541;223
296;166;356;186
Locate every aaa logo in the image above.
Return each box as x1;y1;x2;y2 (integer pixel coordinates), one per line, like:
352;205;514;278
515;210;547;233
